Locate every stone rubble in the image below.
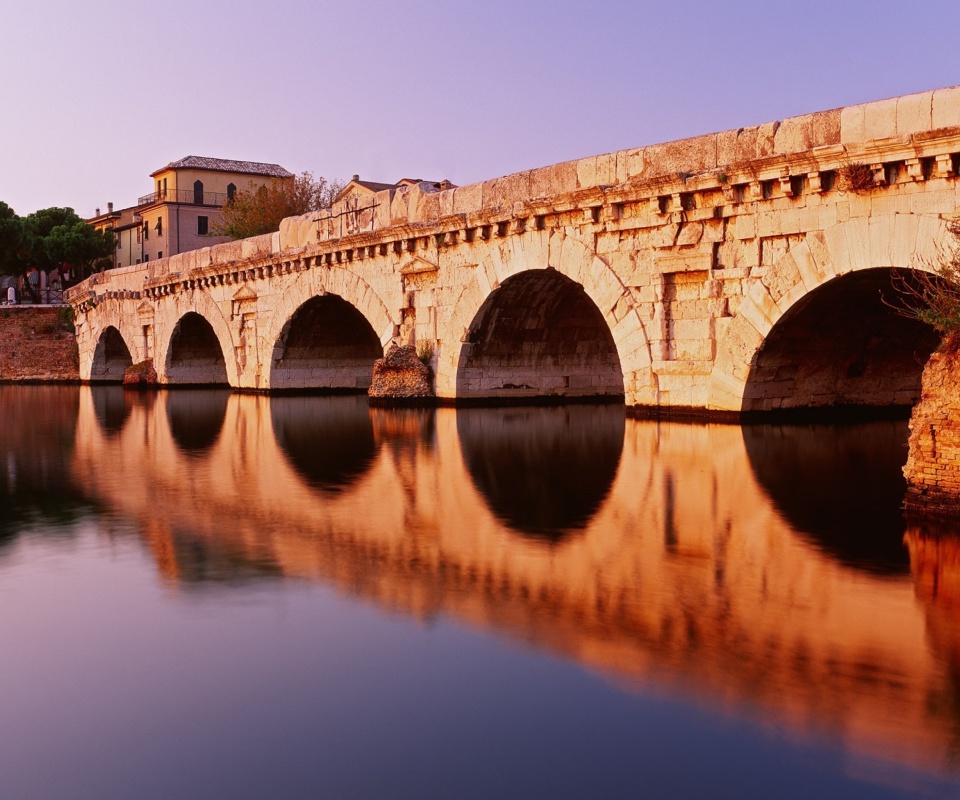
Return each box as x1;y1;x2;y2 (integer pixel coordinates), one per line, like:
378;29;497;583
123;359;158;387
368;344;433;402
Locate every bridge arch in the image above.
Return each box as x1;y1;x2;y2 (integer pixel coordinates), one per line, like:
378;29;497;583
90;324;135;382
437;231;654;403
709;214;948;415
263;270;395;391
154;293;237;386
163;312;230;386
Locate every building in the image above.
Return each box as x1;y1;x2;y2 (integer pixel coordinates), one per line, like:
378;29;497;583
89;156;294;267
333;174;456;205
88;203;143;270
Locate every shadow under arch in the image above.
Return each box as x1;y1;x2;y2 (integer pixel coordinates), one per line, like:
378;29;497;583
90;326;133;382
742;268;939;417
165;389;231;457
90;385;133;436
166;312;229;386
456;404;625;543
743;420;912;575
270;395;378;494
456;269;624;401
271;295;383;391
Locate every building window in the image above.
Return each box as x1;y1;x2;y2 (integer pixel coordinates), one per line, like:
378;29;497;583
227;183;236;201
144;254;149;261
155;217;162;236
198;216;208;235
143;222;149;240
194;180;204;205
157;251;162;259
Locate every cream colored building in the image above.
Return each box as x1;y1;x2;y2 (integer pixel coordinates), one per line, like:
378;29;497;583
89;156;294;266
87;203;142;270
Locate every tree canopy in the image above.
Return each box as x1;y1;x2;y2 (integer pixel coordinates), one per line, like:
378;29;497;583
212;171;344;240
0;205;115;280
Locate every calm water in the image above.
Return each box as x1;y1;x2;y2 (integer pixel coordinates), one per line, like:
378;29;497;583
2;385;960;799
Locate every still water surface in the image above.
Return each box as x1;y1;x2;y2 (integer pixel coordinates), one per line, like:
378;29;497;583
2;385;960;799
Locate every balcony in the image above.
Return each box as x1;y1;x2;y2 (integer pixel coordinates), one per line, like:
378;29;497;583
137;188;231;207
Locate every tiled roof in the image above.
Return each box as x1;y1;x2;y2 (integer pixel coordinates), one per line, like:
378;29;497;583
333;175;456;204
151;156;294;178
354;179;397;193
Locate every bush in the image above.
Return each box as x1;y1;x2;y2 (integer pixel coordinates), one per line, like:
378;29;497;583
890;221;960;337
841;161;875;193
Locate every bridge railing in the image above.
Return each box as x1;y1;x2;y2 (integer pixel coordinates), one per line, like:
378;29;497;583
136;189;231;207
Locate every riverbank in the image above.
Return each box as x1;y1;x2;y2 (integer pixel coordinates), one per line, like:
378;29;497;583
0;306;79;382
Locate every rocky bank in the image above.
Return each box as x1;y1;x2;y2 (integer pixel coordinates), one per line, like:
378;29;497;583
904;336;960;518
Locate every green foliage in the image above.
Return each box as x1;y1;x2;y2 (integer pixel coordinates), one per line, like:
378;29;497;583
22;207;83;271
0;204;114;281
0;201;23;276
57;305;75;333
44;221;115;276
416;340;435;364
212;171;344;240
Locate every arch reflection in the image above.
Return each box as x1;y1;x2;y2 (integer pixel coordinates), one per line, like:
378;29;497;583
270;395;377;494
743;420;911;574
65;395;960;776
457;404;625;542
90;385;132;436
165;390;231;456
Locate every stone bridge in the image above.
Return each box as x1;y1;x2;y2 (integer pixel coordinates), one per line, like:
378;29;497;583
68;86;960;415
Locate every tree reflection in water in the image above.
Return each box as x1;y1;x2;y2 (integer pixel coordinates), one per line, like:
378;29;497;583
0;385;88;547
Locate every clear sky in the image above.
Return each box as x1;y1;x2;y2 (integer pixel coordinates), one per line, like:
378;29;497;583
2;0;959;217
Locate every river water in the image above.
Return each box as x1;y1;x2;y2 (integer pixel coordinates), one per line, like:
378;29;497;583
2;385;960;799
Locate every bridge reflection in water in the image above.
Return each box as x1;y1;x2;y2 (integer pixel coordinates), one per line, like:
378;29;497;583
71;388;960;778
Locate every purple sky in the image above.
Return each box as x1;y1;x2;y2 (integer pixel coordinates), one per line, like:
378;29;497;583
3;0;959;217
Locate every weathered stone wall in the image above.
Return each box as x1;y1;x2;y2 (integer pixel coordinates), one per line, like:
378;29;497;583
903;338;960;517
0;307;78;382
67;86;960;413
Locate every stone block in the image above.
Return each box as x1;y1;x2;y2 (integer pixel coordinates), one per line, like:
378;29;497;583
623;148;646;180
717;125;759;165
595;153;618;186
576;156;598;190
453;183;483;215
636;133;718;181
483;172;531;211
932;85;960;130
731;213;756;240
840;103;865;144
862;97;898;140
529;161;577;198
774;109;841;155
897;91;933;135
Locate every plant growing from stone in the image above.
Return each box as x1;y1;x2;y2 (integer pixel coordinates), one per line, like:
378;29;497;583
890;220;960;340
